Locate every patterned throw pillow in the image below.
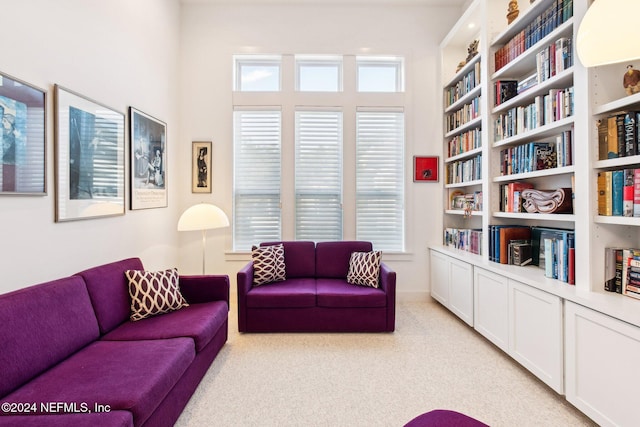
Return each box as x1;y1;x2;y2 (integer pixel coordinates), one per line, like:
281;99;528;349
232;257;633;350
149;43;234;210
124;268;189;321
252;244;286;286
347;251;382;288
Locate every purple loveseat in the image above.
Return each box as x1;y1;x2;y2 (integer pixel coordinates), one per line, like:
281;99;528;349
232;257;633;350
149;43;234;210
0;258;229;427
237;241;396;333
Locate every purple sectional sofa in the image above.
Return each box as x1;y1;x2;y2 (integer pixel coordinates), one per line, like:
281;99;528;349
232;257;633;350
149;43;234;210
237;241;396;332
0;258;229;427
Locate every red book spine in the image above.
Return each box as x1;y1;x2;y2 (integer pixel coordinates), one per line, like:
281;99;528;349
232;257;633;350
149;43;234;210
568;247;575;285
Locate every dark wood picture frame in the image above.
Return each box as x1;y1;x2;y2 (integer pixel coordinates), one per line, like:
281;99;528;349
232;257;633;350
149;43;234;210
192;141;212;193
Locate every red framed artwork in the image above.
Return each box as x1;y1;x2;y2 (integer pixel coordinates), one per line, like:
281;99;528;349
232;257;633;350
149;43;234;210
414;156;439;182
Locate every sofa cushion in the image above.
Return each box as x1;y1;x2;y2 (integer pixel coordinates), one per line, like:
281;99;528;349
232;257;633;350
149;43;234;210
261;241;316;278
347;251;382;288
252;244;286;286
125;268;189;321
101;301;227;352
246;278;316;308
315;241;373;278
0;276;100;398
2;339;195;427
316;278;387;308
77;257;145;334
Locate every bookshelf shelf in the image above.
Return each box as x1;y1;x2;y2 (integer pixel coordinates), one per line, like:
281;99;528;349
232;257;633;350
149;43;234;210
492;67;574;114
594;216;640;226
445;146;482;163
492;211;575;222
593;92;640;117
445;116;482;138
493;116;575;148
445;209;483;217
445;85;482;113
444;179;483;189
593;156;640;170
443;55;482;91
492;18;574;80
493;165;575;182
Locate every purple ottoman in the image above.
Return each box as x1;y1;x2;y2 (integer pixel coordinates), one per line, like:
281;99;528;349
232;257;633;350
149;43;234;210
404;410;489;427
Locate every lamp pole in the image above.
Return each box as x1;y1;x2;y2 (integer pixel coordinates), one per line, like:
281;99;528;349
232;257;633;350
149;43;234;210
201;229;207;275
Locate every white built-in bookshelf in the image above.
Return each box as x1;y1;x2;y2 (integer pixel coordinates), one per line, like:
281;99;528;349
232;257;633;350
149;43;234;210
434;1;640;425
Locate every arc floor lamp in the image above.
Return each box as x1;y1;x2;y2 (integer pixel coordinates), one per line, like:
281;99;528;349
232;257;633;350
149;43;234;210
178;203;229;274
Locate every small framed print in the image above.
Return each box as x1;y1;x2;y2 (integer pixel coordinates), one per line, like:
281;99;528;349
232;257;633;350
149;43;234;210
414;156;439;182
192;141;212;193
129;107;167;210
0;71;46;195
54;85;125;221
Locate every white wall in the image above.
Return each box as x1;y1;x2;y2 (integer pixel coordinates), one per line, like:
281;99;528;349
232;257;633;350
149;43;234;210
178;3;460;296
0;0;181;292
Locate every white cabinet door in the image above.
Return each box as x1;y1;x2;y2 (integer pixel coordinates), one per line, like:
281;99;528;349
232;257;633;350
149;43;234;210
429;250;450;307
509;280;563;394
566;302;640;427
449;257;474;326
474;267;509;352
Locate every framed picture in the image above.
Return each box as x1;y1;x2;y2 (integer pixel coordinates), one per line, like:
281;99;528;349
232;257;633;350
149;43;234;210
0;71;46;195
129;107;167;210
414;156;439;182
192;141;212;193
54;85;125;221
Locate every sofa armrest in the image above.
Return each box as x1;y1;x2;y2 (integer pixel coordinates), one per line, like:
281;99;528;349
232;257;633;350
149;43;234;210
236;262;254;332
179;275;230;307
236;262;254;297
380;262;396;332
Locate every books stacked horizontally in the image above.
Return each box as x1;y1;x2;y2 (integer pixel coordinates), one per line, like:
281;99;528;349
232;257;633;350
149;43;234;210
604;248;640;299
499;132;572;175
597;169;640;217
488;225;575;284
443;227;482;255
597;111;640;160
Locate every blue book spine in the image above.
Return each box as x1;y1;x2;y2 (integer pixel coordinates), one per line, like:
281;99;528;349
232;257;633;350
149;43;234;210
612;170;624;216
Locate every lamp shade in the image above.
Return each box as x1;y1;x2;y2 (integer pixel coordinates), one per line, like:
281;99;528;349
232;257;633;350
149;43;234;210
576;0;640;67
177;203;229;231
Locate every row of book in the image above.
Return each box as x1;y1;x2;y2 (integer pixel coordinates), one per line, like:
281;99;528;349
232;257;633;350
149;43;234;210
494;87;574;141
488;225;575;284
445;96;481;133
499;130;573;176
445;154;482;185
597;111;640;160
494;0;574;71
447;127;481;158
597;169;640;217
443;227;482;255
499;181;533;213
444;61;481;108
536;37;573;84
604;248;640;299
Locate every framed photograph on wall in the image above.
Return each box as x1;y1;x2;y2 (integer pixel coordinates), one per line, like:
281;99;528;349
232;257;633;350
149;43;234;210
414;156;439;182
192;141;212;193
0;71;46;195
54;85;125;221
129;107;167;210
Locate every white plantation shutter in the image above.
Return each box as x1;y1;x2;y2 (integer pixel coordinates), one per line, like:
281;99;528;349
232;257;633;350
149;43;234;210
295;110;343;241
233;109;282;250
356;109;405;251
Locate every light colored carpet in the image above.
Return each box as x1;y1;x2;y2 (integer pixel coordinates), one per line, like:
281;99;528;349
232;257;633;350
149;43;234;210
175;299;596;427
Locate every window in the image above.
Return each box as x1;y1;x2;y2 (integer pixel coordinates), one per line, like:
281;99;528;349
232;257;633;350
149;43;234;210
233;54;407;252
295;110;343;241
296;56;342;92
356;56;404;92
234;56;281;92
233;109;282;250
356;109;405;251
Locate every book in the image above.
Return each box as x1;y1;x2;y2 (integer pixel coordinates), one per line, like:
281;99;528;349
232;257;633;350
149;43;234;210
597;119;608;160
506;182;534;212
495;80;518;105
612;170;624;216
607;115;618;158
604;247;620;292
597;171;612;216
499;226;532;264
634;168;640;217
510;241;533;266
624;169;634;217
624;112;637;157
532;142;557;170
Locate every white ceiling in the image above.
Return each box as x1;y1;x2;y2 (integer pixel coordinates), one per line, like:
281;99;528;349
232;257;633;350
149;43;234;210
180;0;469;6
